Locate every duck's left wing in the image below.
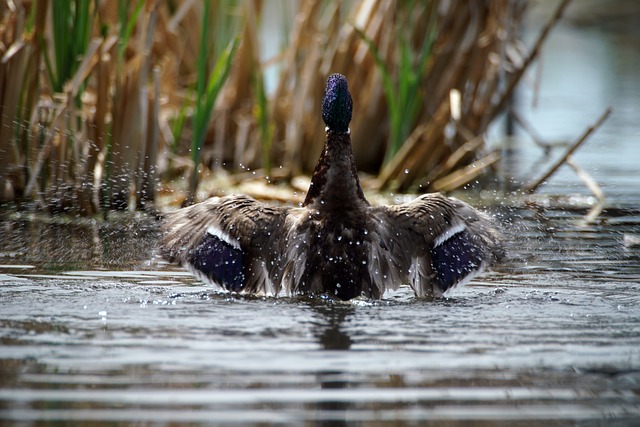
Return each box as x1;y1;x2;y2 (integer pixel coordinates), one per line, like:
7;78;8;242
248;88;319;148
369;193;503;298
160;195;289;294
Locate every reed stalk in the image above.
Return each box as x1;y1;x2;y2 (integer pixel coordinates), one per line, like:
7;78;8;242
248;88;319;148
354;2;437;165
0;32;29;202
107;0;148;211
47;0;93;93
0;0;570;215
184;0;239;206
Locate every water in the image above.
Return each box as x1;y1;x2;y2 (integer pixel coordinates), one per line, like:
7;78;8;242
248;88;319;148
500;6;640;205
2;14;640;427
1;205;639;425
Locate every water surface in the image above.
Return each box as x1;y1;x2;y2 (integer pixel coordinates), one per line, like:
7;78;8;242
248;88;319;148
1;204;639;426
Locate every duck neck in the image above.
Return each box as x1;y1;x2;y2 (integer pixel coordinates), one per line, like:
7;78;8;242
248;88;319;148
303;130;369;212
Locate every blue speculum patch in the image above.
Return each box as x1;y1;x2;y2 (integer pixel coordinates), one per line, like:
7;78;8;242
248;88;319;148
430;230;483;293
188;233;245;291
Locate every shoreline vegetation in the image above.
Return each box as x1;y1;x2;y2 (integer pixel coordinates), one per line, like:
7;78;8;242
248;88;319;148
0;0;608;221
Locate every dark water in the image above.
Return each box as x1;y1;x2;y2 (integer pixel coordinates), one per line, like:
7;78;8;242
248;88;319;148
1;204;640;426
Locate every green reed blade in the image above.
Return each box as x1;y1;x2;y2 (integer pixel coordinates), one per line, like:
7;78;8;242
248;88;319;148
187;27;239;202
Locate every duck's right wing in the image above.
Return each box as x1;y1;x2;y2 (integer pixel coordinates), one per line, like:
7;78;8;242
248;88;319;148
160;195;289;295
369;193;503;298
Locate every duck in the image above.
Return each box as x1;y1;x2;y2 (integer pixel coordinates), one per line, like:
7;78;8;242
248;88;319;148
161;73;503;300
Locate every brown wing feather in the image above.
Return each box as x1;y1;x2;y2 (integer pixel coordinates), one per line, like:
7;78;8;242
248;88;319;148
370;193;502;298
160;195;289;294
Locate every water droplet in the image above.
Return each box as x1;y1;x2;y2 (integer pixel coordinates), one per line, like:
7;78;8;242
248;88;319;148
404;169;409;174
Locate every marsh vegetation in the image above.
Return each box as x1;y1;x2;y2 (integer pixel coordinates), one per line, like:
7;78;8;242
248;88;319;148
0;0;605;218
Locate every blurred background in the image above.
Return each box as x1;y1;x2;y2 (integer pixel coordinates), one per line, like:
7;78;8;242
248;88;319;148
0;0;637;215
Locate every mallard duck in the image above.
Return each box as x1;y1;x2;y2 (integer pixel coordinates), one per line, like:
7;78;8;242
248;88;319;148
161;73;502;300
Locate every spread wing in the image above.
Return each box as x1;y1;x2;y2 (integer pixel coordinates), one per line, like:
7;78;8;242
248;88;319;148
160;195;289;295
369;193;503;298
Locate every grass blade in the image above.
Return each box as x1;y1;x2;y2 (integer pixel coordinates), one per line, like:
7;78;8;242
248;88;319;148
186;33;240;205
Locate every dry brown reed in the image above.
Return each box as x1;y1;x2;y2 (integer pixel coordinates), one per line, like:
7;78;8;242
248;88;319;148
0;0;568;215
213;0;551;193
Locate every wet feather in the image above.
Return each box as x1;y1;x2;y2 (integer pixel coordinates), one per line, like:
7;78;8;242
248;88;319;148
160;74;503;299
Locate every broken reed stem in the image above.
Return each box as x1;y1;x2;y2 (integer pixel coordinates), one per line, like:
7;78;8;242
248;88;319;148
24;100;69;197
524;107;612;193
431;151;501;192
68;39;102;97
510;109;548;149
494;0;572;116
424;134;484;185
566;155;605;224
375;99;450;189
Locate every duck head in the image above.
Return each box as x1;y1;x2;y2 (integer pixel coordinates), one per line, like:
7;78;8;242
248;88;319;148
322;73;352;134
303;73;367;208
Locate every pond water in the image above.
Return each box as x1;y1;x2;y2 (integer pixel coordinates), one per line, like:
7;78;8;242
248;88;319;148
2;13;640;427
1;205;640;426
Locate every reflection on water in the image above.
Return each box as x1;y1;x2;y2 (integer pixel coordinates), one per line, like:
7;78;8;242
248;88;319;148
1;203;639;425
0;212;159;271
312;303;353;427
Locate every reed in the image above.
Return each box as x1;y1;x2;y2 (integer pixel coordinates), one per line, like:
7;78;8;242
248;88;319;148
108;0;154;211
354;2;437;165
185;19;239;205
213;0;541;194
0;0;566;215
0;4;30;202
47;0;93;93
